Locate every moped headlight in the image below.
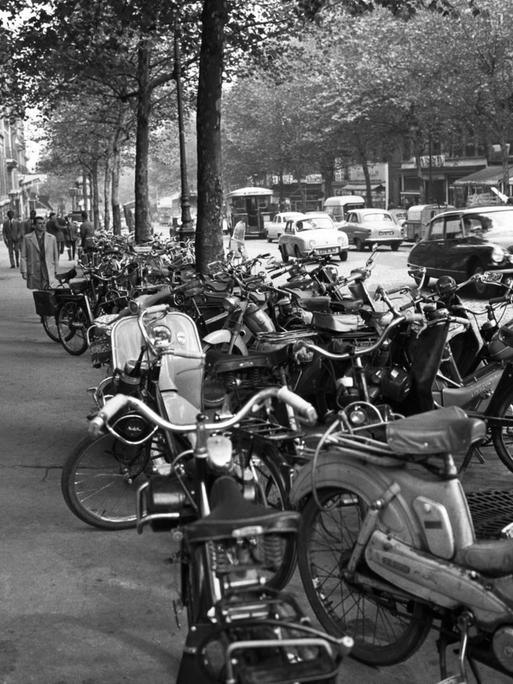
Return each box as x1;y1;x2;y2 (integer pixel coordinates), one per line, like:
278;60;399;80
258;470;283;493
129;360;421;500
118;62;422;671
491;246;507;263
223;295;239;313
150;324;173;349
207;435;233;471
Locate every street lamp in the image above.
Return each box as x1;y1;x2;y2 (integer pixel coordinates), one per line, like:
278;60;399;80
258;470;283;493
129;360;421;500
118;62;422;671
174;28;193;239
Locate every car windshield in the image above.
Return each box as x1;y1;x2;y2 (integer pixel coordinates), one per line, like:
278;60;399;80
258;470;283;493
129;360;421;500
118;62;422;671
296;220;317;232
363;212;394;224
465;210;513;240
298;218;331;231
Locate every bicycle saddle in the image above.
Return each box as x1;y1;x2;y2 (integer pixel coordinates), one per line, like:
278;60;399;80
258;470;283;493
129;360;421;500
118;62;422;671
386;406;486;456
185;476;300;544
55;267;77;283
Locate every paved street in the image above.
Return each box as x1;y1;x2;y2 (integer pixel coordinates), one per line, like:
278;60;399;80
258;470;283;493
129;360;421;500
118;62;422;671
1;239;513;683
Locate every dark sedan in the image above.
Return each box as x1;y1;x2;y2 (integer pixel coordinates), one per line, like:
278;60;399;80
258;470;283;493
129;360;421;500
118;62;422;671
407;206;513;295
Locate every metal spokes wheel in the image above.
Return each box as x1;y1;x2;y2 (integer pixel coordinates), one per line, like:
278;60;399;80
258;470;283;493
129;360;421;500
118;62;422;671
297;487;431;666
57;300;90;355
491;388;513;473
41;314;60;342
61;433;151;529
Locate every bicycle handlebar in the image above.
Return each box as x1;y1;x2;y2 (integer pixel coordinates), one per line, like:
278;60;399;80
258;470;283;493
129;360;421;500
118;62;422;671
89;385;317;438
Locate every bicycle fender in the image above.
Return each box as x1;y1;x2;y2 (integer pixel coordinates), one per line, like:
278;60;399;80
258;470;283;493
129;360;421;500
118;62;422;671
290;451;423;546
202;329;248;355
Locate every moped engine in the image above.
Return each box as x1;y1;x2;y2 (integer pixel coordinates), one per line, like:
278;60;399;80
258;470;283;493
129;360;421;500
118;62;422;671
493;625;513;673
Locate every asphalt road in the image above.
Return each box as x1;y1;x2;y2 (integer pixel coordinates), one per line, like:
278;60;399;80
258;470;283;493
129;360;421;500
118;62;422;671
1;238;512;683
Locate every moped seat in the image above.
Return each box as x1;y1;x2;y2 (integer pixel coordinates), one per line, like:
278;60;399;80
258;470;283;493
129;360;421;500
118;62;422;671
55;267;77;283
386;406;486;455
185;476;300;544
299;296;331;312
458;539;513;577
208;345;289;373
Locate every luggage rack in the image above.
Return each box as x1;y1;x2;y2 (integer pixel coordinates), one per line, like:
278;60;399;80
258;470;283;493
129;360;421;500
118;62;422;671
466;489;513;539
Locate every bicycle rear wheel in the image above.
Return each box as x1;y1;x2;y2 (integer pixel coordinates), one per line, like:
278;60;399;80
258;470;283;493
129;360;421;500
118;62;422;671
297;487;431;666
41;314;60;342
61;433;150;529
57;300;89;355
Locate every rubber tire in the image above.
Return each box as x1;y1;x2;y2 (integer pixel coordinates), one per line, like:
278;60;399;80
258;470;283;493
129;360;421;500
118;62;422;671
339;250;348;262
57;300;89;355
297;487;432;666
391;242;400;252
294;245;301;259
61;433;150;529
41;314;60;342
250;453;296;590
280;245;289;263
491;386;513;473
354;238;365;252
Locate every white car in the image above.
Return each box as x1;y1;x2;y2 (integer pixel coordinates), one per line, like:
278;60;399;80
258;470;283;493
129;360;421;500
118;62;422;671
278;214;349;262
264;211;306;242
339;209;403;251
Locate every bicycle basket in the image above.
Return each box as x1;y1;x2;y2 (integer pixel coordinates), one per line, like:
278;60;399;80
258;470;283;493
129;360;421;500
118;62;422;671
33;290;59;317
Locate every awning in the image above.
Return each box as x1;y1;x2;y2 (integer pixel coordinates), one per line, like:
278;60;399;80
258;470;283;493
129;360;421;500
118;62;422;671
453;166;513;186
341;183;385;193
227;186;273;198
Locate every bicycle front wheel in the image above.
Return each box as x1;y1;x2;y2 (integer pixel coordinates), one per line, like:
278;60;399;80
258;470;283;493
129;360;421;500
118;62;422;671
297;487;431;666
61;433;151;529
491;386;513;473
57;300;89;355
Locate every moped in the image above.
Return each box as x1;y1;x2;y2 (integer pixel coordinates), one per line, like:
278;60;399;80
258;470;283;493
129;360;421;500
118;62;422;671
290;404;513;682
89;387;351;683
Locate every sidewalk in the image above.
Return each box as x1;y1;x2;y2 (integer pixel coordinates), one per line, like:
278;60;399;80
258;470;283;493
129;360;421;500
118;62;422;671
0;240;512;683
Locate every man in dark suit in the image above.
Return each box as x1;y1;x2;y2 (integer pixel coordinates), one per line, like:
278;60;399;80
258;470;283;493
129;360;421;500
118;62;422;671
2;210;21;268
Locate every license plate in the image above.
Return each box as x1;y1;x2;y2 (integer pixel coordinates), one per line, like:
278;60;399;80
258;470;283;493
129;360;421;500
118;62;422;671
317;247;337;254
378;231;393;236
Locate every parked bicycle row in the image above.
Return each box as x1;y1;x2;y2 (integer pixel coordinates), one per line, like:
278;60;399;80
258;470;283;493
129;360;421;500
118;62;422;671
49;235;513;682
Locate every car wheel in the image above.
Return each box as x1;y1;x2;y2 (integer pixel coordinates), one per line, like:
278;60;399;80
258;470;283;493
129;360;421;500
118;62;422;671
339;250;348;262
266;236;272;243
354;238;365;251
280;245;289;263
294;245;301;259
391;242;400;252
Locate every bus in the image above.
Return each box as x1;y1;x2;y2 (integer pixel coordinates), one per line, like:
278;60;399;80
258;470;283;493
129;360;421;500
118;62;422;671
226;186;274;238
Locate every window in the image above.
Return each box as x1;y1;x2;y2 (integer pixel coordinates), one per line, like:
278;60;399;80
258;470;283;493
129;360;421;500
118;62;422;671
428;217;444;240
445;217;463;239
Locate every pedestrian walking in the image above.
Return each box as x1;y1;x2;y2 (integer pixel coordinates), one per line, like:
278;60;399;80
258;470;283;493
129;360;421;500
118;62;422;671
79;210;95;264
64;215;79;260
46;212;65;257
2;210;22;268
22;209;37;237
20;216;58;289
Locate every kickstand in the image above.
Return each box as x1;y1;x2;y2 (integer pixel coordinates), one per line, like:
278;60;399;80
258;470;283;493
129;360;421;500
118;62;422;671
437;612;481;684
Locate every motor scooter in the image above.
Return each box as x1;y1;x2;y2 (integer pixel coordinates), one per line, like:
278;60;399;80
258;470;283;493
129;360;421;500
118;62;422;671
290;405;513;683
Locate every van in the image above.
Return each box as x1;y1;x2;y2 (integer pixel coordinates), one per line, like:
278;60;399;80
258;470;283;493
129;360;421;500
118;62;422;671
324;196;365;224
404;204;454;242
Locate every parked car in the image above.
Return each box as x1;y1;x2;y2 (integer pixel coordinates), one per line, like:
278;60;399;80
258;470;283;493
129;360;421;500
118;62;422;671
324;195;365;225
278;214;349;262
407;205;513;295
339;208;403;251
264;211;306;242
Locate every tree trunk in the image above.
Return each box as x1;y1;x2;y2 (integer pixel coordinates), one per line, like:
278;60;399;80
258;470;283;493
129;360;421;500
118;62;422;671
320;157;335;199
501;139;510;198
134;37;152;243
82;170;88;211
195;0;227;273
112;147;121;236
91;160;100;231
103;156;112;232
